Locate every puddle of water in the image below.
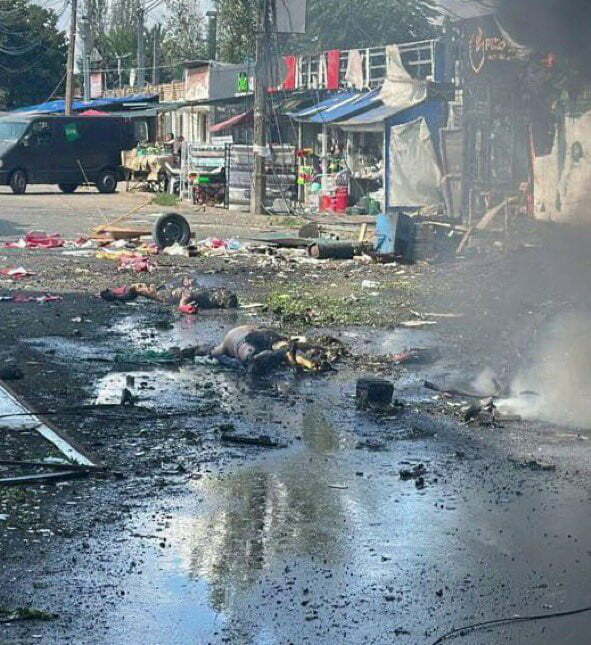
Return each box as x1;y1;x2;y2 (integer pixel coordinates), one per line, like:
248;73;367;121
24;336;115;362
315;326;438;357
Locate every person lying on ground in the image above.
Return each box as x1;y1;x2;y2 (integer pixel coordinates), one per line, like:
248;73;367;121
211;325;344;375
100;280;238;312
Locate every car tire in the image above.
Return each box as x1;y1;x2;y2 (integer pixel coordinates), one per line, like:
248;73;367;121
58;183;78;194
9;170;27;195
152;212;191;249
96;169;117;194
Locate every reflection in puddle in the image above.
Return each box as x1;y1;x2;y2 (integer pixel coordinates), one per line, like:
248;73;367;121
176;408;353;611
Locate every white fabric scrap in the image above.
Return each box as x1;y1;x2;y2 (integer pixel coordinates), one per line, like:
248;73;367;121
345;50;365;90
379;44;427;112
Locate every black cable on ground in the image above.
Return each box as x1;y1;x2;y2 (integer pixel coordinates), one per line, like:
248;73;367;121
431;605;591;644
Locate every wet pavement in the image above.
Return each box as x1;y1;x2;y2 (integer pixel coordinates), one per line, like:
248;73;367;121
4;308;591;644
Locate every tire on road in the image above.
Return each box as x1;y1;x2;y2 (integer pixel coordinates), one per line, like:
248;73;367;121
9;169;27;195
95;169;117;194
152;212;191;249
58;183;79;194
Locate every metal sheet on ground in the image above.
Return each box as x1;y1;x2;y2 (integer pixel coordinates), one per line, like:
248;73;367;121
0;383;95;467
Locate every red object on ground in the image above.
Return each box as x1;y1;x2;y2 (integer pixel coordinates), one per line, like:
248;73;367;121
178;304;198;315
0;266;35;279
319;194;332;212
117;254;155;273
4;231;65;249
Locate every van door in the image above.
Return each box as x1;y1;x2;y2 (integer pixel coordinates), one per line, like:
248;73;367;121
55;120;85;183
24;119;55;183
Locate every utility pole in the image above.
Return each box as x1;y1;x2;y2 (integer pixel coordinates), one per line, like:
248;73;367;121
136;4;145;88
80;13;91;100
152;25;160;85
206;10;218;61
251;0;269;216
65;0;78;114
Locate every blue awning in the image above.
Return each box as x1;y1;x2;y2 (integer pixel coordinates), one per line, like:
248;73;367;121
290;90;381;124
12;93;160;114
288;91;358;120
336;99;448;136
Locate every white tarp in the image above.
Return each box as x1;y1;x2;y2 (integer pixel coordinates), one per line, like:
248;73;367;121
388;117;443;208
534;109;591;225
379;44;427;113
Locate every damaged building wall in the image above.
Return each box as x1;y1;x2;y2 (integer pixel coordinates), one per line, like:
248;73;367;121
534;103;591;225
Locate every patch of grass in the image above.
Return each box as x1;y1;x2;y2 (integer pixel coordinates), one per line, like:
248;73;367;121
268;216;305;229
267;290;374;326
152;193;181;207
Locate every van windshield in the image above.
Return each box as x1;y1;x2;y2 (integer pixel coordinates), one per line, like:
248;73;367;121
0;121;28;142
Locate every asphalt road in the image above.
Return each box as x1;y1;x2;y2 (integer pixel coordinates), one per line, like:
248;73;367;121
1;190;591;644
0;184;292;242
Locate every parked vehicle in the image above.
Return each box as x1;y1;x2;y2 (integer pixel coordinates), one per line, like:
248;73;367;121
0;114;136;194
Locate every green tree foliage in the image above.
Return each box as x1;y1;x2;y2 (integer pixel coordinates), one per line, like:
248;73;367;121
162;0;206;63
216;0;257;63
301;0;435;52
215;0;436;64
0;0;67;108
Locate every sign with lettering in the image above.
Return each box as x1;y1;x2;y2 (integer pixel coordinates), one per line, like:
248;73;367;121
468;26;520;74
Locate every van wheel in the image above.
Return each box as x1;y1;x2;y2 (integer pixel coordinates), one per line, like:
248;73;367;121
58;183;78;194
9;170;27;195
96;169;117;194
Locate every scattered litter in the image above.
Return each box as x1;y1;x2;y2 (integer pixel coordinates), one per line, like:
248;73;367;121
400;320;438;328
162;242;190;257
117;254;155;273
0;267;36;280
4;232;64;250
361;280;380;290
410;310;463;319
0;293;63;304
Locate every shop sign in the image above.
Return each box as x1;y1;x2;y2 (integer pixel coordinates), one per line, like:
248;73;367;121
468;26;519;74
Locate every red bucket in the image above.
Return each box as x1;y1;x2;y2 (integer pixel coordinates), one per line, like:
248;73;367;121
331;187;349;213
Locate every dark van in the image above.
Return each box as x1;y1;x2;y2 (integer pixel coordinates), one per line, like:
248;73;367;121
0;114;136;194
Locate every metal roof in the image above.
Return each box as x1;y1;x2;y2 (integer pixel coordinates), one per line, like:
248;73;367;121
290;90;381;124
336;99;448;135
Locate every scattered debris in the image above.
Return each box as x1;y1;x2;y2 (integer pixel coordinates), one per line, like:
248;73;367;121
0;293;63;304
0;470;90;487
0;267;36;280
356;378;394;410
220;433;284;448
0;607;58;624
4;231;64;249
400;320;438;328
508;458;556;472
391;348;439;365
399;463;427;481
